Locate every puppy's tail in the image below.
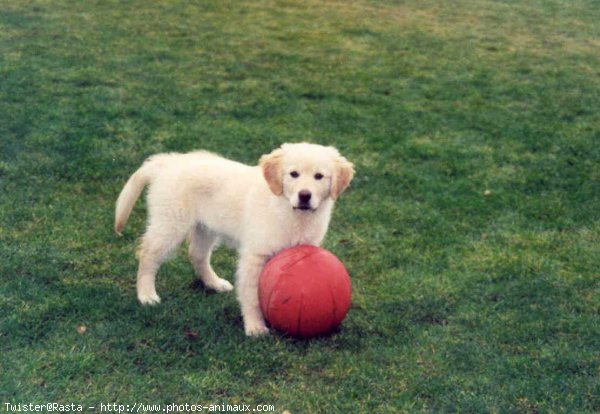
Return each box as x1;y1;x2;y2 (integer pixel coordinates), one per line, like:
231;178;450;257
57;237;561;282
114;156;160;235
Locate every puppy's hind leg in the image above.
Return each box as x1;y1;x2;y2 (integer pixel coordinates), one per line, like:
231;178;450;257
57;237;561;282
136;223;188;305
188;224;233;293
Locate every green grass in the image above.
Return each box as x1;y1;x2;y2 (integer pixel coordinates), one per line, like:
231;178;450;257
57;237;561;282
1;0;599;412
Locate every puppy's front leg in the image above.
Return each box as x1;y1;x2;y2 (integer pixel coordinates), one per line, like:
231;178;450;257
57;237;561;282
237;252;269;337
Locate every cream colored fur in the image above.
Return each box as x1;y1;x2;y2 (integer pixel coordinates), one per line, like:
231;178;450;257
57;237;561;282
115;143;354;336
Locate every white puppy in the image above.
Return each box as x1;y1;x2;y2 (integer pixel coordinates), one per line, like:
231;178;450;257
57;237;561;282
115;142;354;336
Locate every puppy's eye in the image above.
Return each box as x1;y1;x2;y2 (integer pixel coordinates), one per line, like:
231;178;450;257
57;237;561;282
290;171;299;178
314;173;324;180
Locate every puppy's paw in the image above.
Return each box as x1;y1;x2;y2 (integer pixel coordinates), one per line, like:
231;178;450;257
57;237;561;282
138;291;161;305
206;277;234;293
244;322;270;337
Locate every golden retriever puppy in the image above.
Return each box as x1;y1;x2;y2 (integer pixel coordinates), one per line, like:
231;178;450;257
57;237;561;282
115;143;354;336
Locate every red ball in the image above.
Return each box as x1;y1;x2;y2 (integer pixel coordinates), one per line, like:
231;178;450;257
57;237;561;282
259;245;352;338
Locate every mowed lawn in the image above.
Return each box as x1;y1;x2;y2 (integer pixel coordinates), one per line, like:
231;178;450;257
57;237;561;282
1;0;599;413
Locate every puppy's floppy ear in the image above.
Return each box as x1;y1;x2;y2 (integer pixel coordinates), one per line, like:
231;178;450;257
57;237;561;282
331;155;355;200
260;148;284;196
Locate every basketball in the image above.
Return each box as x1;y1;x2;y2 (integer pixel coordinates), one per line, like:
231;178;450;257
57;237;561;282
259;245;352;338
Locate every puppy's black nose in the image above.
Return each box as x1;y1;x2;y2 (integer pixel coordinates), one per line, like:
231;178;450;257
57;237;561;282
298;190;312;204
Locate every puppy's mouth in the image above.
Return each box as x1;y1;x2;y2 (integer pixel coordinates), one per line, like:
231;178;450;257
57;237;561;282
293;205;316;212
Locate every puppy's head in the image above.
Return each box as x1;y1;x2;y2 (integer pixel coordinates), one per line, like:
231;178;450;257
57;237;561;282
260;143;354;212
